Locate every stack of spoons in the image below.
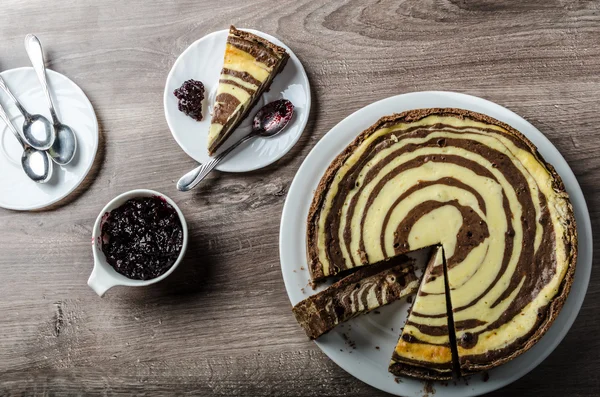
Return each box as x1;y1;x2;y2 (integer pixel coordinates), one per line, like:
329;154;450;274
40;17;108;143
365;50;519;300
0;34;77;183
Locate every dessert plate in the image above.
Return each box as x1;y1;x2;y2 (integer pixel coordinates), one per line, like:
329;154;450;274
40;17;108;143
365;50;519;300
164;29;311;172
0;67;98;211
279;91;592;397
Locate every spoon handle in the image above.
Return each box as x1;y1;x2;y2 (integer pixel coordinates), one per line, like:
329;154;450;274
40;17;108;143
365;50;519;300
0;75;30;118
177;134;255;192
0;100;25;147
24;34;58;123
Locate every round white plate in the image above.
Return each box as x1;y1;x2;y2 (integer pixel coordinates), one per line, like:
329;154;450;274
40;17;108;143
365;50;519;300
0;67;98;211
280;91;592;396
164;29;311;172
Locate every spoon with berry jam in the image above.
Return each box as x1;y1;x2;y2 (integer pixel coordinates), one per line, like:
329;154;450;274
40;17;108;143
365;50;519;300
177;99;294;192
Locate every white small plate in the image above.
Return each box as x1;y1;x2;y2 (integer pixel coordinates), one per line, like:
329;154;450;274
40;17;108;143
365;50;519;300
164;29;311;172
0;67;99;211
280;91;592;396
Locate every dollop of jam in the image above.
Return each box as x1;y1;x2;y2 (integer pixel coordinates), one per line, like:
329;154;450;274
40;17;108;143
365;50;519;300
101;196;183;280
173;79;205;121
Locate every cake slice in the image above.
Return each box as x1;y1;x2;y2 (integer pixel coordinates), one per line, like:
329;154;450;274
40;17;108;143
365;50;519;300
389;247;454;380
207;26;289;155
293;256;418;340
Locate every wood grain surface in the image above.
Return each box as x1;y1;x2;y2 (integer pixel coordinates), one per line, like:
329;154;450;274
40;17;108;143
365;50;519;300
1;0;599;396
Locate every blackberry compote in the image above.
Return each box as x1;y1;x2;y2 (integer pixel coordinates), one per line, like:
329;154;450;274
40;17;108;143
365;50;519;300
101;196;184;280
173;79;205;121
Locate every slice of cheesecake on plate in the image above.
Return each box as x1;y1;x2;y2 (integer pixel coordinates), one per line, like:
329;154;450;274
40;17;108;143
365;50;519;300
389;246;455;380
207;26;289;155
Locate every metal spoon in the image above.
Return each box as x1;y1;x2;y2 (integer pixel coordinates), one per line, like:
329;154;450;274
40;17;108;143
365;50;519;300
25;34;77;165
177;99;294;192
0;100;52;183
0;74;54;151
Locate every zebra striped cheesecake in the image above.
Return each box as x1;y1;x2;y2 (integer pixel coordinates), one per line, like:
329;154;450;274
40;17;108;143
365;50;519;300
305;108;577;376
389;246;453;380
207;26;289;155
293;256;418;340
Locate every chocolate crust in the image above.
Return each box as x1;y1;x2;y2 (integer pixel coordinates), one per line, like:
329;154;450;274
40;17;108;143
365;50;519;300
305;108;578;374
389;362;452;381
229;26;288;60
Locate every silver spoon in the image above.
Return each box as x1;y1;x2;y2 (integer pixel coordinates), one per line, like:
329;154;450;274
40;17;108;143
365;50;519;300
0;100;52;183
25;34;77;165
177;99;294;192
0;74;54;151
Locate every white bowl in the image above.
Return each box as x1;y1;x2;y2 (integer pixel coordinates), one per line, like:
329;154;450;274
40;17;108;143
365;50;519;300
88;189;188;297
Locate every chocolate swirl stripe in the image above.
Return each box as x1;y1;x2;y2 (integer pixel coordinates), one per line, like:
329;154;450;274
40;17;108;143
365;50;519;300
221;68;262;87
218;79;256;95
307;108;577;374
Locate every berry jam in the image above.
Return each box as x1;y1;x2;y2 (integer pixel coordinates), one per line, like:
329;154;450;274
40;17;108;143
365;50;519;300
173;79;205;121
252;99;294;133
101;196;183;280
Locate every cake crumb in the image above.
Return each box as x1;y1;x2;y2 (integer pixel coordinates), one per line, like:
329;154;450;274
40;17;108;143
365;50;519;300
300;266;305;270
342;333;356;349
301;288;305;294
374;310;381;314
407;295;413;304
375;346;380;350
394;377;403;383
482;372;489;382
423;381;435;396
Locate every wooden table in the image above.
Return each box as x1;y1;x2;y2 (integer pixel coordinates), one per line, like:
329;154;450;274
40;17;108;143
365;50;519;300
1;1;598;395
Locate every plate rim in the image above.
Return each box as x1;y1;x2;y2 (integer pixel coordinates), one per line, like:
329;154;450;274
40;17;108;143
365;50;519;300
163;28;311;173
279;90;592;396
0;66;99;211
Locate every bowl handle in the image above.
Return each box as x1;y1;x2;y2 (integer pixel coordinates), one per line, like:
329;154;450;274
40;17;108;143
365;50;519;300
87;262;116;297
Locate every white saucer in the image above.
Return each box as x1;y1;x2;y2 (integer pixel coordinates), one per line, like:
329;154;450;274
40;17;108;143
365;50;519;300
0;67;98;211
164;29;310;173
279;91;592;396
